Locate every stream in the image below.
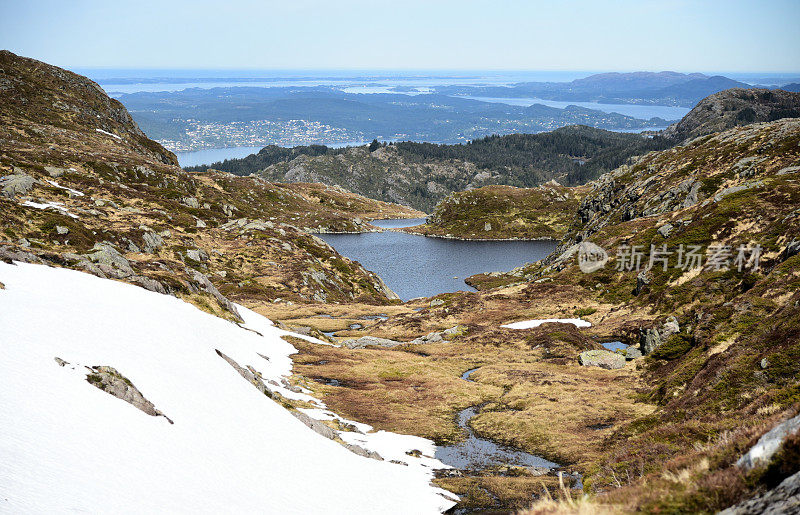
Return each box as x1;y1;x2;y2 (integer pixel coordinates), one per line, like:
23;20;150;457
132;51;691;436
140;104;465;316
434;368;558;470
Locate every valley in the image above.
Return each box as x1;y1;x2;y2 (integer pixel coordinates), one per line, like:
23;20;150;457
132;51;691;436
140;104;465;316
2;47;800;514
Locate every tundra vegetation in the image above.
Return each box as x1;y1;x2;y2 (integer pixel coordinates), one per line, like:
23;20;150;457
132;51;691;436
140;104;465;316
2;49;800;513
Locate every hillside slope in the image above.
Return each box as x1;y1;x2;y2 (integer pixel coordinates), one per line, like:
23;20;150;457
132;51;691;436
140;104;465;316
0;261;455;513
280;118;800;512
209;127;667;212
0;49;457;513
1;50;423;314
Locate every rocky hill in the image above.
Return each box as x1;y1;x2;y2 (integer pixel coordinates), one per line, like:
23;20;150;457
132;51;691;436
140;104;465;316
664;87;800;141
284;117;800;512
404;181;587;240
0;50;422;316
209;126;668;212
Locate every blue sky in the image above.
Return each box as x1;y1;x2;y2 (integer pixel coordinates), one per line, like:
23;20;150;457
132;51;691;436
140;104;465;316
1;0;798;72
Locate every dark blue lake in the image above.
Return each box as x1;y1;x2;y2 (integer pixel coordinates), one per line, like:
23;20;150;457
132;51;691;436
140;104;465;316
317;219;556;301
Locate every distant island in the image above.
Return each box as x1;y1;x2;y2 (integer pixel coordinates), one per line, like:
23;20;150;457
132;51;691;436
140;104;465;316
119;85;671;152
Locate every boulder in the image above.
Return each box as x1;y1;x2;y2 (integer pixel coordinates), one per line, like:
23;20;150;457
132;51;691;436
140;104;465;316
181;196;200;208
411;331;444;345
634;269;652;296
141;231;165;253
579;350;626;369
640;316;680;354
442;325;468;338
736;414;800;471
782;240;800;262
44;166;65;177
1;172;35;198
624;347;643;360
342;336;403;349
185;248;209;262
84;243;133;275
657;223;674;238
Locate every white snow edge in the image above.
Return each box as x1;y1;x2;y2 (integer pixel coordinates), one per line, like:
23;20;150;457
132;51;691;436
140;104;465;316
501;318;592;329
0;261;456;514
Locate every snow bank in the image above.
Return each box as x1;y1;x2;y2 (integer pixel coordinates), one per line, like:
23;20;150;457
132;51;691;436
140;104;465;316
21;200;78;218
0;262;455;514
501;318;592;330
46;179;84;197
95;128;122;140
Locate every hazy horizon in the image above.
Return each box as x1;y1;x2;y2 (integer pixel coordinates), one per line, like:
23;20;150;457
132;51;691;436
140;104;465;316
2;0;799;72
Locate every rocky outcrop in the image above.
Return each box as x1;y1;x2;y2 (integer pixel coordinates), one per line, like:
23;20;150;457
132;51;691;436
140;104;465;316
342;336;404;349
343;442;384;461
663;88;800;142
719;470;800;514
84;243;133;276
81;362;173;424
215;349;384;461
190;271;242;321
291;409;338;440
640;317;680;355
737;414;800;471
1;171;36;198
578;350;626;369
410;325;468;345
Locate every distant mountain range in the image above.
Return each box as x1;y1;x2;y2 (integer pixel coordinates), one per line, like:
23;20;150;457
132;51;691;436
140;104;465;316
435;71;759;107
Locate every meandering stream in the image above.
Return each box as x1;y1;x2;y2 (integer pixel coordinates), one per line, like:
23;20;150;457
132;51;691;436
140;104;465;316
434;368;558;470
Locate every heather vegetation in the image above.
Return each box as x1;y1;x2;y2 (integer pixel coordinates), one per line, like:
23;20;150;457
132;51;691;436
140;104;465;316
3;49;800;514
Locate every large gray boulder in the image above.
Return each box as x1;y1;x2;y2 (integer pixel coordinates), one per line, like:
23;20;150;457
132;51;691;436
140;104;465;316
185;248;209;262
579;350;626;370
342;336;403;349
624;347;643;360
84;243;133;275
737;414;800;471
141;231;164;253
1;172;35;198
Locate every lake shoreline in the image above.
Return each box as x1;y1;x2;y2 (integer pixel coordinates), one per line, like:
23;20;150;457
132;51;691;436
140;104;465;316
395;226;559;242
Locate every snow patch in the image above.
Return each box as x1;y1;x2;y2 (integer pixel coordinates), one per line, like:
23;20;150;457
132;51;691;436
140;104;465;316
46;179;84;197
95;128;122;140
21;200;78;219
501;318;592;330
0;262;455;513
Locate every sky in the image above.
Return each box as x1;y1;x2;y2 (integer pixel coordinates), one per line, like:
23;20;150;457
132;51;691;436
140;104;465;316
1;0;799;72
